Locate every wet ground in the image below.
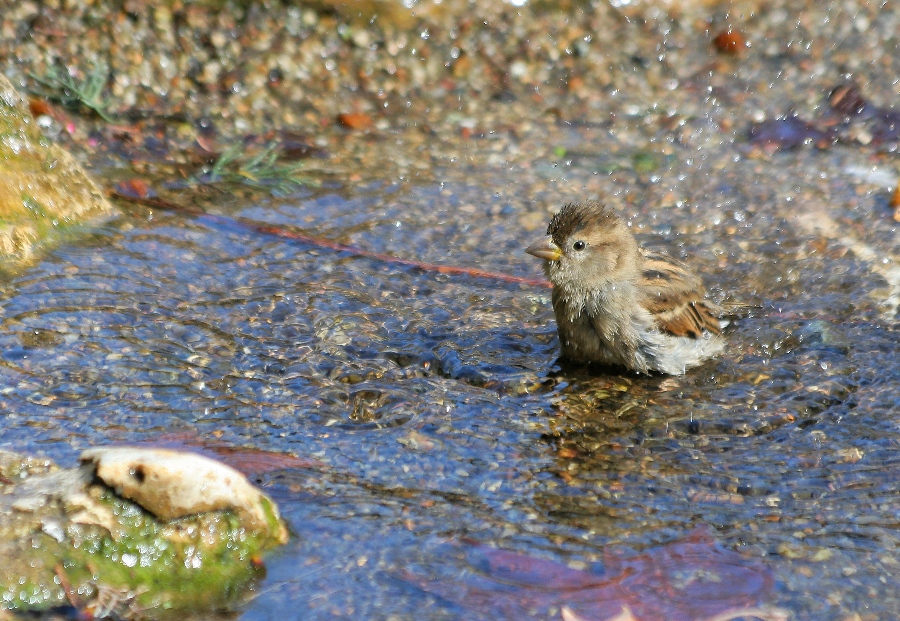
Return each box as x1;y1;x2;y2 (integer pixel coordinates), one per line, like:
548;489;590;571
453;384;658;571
2;0;900;619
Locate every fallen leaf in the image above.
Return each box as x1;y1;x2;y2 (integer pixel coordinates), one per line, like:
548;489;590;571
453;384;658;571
28;98;53;118
402;528;784;621
113;178;154;199
829;83;868;116
712;29;747;55
748;116;834;151
336;112;373;130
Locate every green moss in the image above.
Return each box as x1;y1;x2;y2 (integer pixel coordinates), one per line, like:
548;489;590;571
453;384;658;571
20;194;46;218
0;488;279;617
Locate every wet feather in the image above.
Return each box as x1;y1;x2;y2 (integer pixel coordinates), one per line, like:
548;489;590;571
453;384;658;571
639;248;722;338
527;200;729;374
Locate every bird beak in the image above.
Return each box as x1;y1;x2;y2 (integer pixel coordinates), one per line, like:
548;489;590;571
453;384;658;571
526;237;562;261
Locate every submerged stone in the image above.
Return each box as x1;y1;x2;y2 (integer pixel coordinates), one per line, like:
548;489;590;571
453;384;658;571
0;74;113;262
0;448;288;617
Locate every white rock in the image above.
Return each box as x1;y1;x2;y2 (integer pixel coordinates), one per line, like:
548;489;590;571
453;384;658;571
81;447;287;543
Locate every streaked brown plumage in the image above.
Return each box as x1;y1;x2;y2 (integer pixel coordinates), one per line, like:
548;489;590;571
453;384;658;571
526;201;725;374
637;249;722;339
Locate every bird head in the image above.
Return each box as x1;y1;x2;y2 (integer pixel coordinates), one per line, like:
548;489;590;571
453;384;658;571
526;201;641;291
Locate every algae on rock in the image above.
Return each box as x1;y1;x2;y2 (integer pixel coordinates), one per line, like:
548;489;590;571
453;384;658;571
0;74;113;261
0;448;289;618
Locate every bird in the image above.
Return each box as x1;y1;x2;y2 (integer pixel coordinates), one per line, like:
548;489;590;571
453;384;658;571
525;200;726;375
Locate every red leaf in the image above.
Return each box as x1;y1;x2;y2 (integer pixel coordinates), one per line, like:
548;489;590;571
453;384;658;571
113;178;154;199
28;98;53;118
403;529;782;621
336;112;373;130
712;30;748;55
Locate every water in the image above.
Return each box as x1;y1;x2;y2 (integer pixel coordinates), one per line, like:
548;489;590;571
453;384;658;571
2;131;898;618
5;0;900;610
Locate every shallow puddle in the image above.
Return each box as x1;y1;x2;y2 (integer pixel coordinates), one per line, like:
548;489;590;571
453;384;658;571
3;0;900;616
2;128;899;618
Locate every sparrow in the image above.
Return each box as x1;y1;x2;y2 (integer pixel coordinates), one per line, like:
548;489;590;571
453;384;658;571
526;201;725;375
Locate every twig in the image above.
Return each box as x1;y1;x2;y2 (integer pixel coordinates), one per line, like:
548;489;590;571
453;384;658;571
251;223;550;286
110;192;551;288
54;564;84;610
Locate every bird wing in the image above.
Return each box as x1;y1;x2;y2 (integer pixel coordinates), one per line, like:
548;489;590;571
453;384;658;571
638;249;722;338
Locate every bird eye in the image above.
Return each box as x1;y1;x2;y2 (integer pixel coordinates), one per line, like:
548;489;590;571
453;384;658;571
572;240;586;251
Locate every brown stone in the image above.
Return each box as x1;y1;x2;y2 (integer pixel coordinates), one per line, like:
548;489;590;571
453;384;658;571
0;74;114;261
